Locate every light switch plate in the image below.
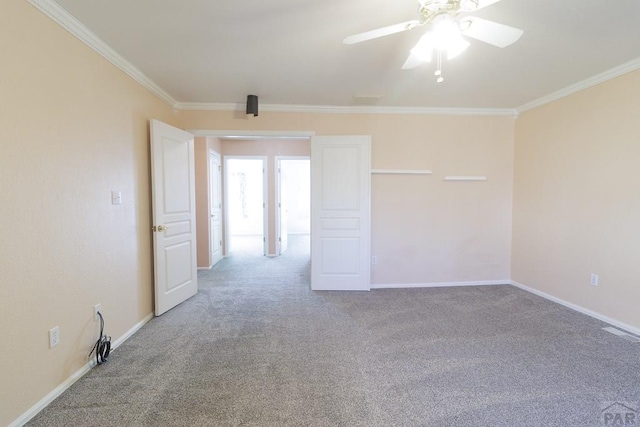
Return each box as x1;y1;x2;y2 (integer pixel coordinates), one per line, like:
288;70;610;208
111;191;122;205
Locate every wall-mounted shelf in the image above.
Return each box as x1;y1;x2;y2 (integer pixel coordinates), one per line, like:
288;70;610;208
443;176;487;181
371;169;432;175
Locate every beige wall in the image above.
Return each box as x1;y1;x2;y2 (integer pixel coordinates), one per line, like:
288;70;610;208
512;69;640;330
0;1;177;425
179;111;516;285
221;138;311;255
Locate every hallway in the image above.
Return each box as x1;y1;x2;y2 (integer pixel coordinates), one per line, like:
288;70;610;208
200;234;310;288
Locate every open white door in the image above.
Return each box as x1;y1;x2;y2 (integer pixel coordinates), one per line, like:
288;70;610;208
150;120;198;316
311;136;371;291
209;150;223;266
277;159;289;255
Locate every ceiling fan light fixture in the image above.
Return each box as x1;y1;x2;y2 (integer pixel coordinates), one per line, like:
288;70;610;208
433;18;465;51
411;32;435;61
461;0;479;11
446;38;470;59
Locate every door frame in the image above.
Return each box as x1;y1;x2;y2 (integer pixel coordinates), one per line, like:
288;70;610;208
275;156;311;256
208;148;223;266
223;155;269;256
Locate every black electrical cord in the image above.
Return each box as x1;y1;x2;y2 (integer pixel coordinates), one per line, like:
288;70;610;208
90;311;111;365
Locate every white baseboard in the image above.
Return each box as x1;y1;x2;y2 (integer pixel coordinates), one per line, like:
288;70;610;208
10;312;153;427
371;280;511;289
111;313;153;349
510;280;640;337
197;265;212;270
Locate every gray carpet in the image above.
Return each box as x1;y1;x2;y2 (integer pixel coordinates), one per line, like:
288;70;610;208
27;236;640;426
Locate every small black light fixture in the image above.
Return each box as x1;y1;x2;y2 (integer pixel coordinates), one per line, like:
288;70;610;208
246;94;258;117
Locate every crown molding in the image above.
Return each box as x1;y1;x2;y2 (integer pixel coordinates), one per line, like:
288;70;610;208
32;0;638;118
175;102;518;117
28;0;177;107
188;129;316;138
516;57;640;114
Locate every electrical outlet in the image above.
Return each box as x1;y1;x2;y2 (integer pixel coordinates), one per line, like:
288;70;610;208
49;326;60;348
371;256;378;265
94;303;101;320
590;273;599;287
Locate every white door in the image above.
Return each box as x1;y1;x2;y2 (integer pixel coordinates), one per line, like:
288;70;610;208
311;136;371;291
209;150;223;266
150;120;198;316
277;160;289;255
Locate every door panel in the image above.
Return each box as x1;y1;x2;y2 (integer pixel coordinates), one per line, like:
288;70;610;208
150;120;198;316
209;150;223;266
311;136;371;291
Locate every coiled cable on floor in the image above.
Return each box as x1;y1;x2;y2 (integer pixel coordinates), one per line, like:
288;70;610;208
90;311;111;365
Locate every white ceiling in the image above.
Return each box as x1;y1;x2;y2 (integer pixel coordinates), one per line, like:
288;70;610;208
51;0;640;110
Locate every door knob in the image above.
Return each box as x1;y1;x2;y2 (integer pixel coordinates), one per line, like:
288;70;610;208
158;225;167;231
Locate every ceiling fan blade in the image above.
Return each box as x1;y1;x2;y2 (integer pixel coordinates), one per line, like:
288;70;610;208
460;17;523;48
343;20;420;45
402;53;426;70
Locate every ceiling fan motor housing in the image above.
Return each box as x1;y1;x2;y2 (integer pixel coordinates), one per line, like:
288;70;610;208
419;0;478;24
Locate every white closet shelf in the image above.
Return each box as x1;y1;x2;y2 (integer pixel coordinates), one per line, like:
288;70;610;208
443;176;487;181
371;169;432;175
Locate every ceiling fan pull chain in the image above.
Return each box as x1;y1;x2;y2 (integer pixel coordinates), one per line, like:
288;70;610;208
435;50;444;83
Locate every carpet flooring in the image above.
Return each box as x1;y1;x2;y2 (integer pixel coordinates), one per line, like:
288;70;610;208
27;236;640;426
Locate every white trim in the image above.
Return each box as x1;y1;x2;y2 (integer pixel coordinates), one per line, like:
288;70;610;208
516;57;640;113
9;313;153;427
444;176;487;181
510;281;640;337
27;0;177;107
602;327;640;341
177;102;243;111
188;129;316;138
197;265;213;270
177;102;517;117
371;169;432;175
208;149;223;268
371;280;510;289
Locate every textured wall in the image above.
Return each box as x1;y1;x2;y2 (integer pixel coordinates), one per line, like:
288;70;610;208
178;111;516;285
512;69;640;330
0;1;177;425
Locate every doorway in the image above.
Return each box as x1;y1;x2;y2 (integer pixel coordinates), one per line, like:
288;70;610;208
276;157;311;257
224;157;267;256
209;150;223;267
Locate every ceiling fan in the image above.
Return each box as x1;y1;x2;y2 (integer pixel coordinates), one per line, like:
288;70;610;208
343;0;523;82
